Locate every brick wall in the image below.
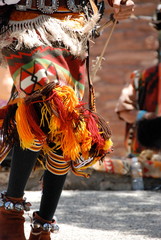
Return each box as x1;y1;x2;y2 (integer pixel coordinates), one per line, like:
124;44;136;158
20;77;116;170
88;0;160;158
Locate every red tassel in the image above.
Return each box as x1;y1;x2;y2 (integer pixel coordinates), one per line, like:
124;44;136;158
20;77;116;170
25;104;46;142
48;91;67;123
83;109;105;148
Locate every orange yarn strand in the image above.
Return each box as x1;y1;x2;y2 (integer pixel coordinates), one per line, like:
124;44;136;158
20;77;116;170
15;100;35;149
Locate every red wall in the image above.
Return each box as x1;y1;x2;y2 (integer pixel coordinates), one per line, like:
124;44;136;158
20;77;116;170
88;0;160;158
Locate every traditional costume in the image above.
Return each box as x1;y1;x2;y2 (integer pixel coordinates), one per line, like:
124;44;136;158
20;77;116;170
0;0;113;239
0;0;113;177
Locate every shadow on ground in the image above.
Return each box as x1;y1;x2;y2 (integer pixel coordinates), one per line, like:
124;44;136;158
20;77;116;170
24;190;161;240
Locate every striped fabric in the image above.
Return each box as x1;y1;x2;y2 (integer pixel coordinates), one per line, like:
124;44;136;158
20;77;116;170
46;151;71;175
29;140;71;175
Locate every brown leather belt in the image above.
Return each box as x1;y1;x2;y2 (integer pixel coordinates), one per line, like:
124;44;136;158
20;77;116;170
16;0;83;14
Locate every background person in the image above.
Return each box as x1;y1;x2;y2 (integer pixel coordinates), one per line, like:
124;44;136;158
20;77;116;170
115;4;161;156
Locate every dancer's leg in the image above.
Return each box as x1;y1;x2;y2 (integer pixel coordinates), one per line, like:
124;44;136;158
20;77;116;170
29;170;67;240
0;145;40;240
6;144;40;198
39;170;67;221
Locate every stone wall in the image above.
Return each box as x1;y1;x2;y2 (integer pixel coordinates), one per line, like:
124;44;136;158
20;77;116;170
89;0;160;158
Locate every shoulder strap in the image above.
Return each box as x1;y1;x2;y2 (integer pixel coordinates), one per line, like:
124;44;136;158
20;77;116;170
86;41;96;112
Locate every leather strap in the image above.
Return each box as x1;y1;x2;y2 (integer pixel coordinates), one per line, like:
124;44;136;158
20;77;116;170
86;0;99;112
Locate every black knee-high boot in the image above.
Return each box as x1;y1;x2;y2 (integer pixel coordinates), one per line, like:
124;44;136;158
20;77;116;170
29;171;67;240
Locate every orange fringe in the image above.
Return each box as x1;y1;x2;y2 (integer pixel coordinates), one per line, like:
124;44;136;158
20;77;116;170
13;84;113;174
15;99;35;149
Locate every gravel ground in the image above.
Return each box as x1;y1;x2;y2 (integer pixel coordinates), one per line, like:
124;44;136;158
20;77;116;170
22;190;161;240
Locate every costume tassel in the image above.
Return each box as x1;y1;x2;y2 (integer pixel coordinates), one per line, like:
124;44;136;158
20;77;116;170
15;100;35;149
75;120;92;156
25;104;46;142
84;109;105;148
93;112;112;139
103;139;113;151
48;90;67;122
57;122;81;161
56;86;79;111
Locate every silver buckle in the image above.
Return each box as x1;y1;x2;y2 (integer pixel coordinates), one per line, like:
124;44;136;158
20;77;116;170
37;0;59;14
67;0;81;12
16;0;81;14
16;0;32;11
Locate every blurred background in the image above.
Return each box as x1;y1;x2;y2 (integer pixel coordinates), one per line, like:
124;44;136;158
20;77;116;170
89;0;159;158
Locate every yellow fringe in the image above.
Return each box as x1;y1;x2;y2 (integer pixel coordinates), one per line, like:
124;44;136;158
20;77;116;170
74;120;92;157
48;87;83;160
14;85;112;166
56;86;79;111
103;139;113;151
49;115;61;134
15;99;35;149
40;102;51;128
61;124;81;160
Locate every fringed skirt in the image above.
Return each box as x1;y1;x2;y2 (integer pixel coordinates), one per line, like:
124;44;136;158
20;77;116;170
0;10;112;177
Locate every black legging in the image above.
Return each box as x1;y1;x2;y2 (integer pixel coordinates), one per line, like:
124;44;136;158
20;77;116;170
6;144;67;221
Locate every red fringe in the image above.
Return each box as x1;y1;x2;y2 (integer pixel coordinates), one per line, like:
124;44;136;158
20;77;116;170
25;104;46;142
83;109;105;148
48;91;67;123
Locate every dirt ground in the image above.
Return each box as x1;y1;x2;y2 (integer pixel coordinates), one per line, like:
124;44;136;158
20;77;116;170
24;190;161;240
